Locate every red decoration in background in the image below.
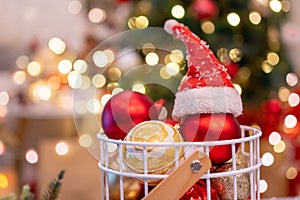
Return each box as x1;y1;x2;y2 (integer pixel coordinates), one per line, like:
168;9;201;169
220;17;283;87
180;180;220;200
224;62;239;79
259;99;282;137
116;0;131;4
101;91;159;140
180;113;241;165
190;0;219;21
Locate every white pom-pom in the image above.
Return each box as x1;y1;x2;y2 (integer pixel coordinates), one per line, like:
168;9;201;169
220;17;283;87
164;19;179;34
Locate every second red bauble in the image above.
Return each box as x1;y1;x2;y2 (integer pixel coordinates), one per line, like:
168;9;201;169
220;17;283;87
101;91;159;140
180;180;220;200
180;113;241;165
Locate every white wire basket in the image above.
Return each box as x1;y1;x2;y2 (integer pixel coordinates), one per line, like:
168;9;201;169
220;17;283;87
98;125;262;200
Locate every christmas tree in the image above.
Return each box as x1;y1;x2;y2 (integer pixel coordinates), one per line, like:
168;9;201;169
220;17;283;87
126;0;292;111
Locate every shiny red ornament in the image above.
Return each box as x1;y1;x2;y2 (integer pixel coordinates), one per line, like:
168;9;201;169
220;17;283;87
190;0;219;21
101;91;159;140
180;180;220;200
180;113;241;165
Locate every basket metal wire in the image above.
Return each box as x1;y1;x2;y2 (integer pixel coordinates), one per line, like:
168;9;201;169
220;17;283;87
98;125;262;200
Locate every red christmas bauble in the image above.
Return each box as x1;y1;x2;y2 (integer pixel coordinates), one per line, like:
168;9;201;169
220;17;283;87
180;180;220;200
180;113;241;165
101;91;159;140
190;0;219;21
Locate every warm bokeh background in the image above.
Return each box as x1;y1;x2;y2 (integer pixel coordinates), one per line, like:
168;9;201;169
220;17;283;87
1;0;300;199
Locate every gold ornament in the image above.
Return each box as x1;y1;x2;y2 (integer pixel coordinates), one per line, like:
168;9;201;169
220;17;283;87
106;174;143;200
211;163;250;200
122;120;184;185
235;149;249;168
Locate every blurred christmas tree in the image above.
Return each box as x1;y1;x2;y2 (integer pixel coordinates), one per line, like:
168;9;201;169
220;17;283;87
127;0;292;109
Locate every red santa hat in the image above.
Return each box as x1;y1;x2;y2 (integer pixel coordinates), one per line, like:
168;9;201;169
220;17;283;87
164;20;243;121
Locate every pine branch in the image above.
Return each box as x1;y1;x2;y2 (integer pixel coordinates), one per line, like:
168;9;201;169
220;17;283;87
41;170;65;200
19;184;34;200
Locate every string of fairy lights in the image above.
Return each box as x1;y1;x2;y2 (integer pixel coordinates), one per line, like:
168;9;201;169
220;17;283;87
0;0;299;195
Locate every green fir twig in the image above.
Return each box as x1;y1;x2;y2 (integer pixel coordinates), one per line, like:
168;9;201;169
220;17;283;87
19;184;34;200
41;170;65;200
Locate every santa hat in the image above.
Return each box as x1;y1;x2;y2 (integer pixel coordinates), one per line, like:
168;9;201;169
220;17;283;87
164;20;243;121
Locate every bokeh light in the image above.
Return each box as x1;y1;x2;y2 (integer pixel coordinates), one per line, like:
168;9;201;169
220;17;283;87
165;62;180;76
269;0;282;12
171;5;185;19
160;67;171;80
48;37;66;54
268;131;281;145
73;59;88;74
103;49;115;63
135;16;149;29
262;152;274;167
132;83;146;94
79;134;93;148
261;61;273;73
201;21;215;34
284;114;297;129
16;55;29;69
0;91;9;106
142;43;155;55
0;140;5;155
38;85;52;101
273;140;286;153
229;48;242;62
68;71;83;89
68;0;82;14
170;50;184;63
100;94;112;106
25;149;38;164
288;93;300;107
55;141;69;156
13;70;26;85
233;84;242;95
92;74;106;88
282;0;291;12
93;51;109;68
88;8;107;23
145;52;159;66
259;179;268;193
58;59;72;74
128;17;137;29
112;87;124;95
0;174;8;189
286;167;298;180
227;12;240;26
286;73;298;87
278;87;290;102
267;52;279;66
27;61;41;76
249;11;261;25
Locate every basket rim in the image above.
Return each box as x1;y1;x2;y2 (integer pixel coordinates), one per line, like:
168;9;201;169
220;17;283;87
97;125;262;147
98;160;262;179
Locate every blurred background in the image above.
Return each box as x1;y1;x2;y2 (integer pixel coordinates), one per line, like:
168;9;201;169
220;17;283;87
0;0;300;199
